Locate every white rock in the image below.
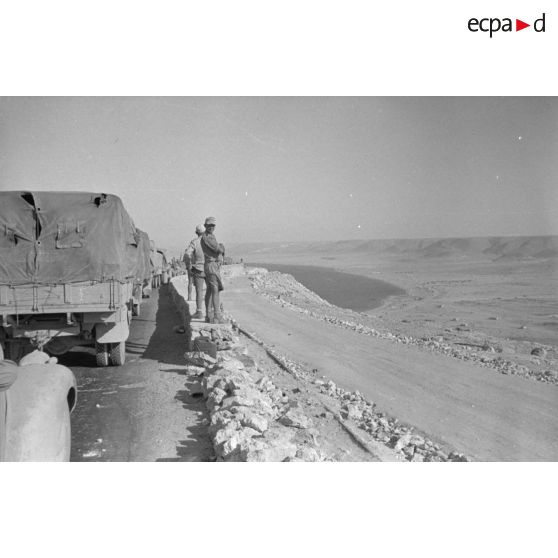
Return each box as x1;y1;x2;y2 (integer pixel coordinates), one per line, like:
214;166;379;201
295;447;321;462
342;403;363;421
221;395;256;409
243;442;297;462
279;408;313;429
394;433;413;452
213;421;242;446
238;411;269;433
185;351;217;367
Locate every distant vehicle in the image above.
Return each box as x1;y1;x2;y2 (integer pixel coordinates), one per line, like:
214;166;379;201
0;191;143;366
131;229;153;316
0;354;77;461
170;257;186;276
149;242;170;288
159;248;171;284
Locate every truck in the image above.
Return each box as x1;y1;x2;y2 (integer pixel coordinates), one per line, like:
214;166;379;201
0;191;143;367
131;228;153;316
149;242;169;288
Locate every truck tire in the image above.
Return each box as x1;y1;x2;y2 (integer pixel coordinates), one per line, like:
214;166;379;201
4;340;32;362
95;342;109;367
109;341;126;366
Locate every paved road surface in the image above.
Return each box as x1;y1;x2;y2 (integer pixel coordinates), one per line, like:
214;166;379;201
67;285;213;462
225;276;558;461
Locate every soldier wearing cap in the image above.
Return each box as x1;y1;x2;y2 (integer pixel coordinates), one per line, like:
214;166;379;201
200;216;225;323
184;225;206;319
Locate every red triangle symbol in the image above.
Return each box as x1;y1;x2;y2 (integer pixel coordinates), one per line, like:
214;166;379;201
516;19;530;31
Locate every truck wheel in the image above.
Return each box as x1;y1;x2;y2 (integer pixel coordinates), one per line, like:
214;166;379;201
110;341;126;366
5;340;32;362
95;342;109;367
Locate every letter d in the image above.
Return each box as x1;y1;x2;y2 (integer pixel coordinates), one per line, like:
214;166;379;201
534;13;545;32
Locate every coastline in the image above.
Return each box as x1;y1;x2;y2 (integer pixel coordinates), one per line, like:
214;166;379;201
235;259;558;386
246;262;406;312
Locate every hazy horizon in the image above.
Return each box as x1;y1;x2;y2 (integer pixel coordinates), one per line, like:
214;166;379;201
1;97;557;256
229;231;558;246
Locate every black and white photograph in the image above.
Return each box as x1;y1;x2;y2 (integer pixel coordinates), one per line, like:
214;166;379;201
1;2;557;557
1;96;556;463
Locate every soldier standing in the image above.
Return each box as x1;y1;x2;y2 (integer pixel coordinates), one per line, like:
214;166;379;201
184;225;206;319
200;217;225;323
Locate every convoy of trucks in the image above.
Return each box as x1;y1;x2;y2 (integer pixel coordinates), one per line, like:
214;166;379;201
0;191;171;367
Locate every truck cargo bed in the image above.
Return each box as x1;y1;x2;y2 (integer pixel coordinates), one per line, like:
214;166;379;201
0;281;133;314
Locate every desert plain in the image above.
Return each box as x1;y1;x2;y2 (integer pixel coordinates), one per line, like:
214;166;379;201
234;235;558;363
223;235;558;460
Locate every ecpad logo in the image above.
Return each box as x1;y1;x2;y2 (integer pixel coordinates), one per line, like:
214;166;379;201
468;13;546;37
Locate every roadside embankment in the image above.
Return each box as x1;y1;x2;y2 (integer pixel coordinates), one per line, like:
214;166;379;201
168;276;323;461
169;272;472;462
233;319;468;462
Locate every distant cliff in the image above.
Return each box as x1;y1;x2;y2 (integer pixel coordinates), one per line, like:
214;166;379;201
230;235;558;260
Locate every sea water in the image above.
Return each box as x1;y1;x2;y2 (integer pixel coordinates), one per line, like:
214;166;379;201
248;263;405;312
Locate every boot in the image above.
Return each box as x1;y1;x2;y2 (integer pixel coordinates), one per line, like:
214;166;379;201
212;313;227;324
192;311;203;319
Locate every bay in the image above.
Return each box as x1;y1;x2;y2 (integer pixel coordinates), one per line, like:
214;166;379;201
248;263;405;312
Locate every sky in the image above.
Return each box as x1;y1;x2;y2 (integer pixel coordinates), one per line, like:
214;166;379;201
0;97;557;255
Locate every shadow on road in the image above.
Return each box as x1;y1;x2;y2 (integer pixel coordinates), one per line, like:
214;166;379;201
58;347;97;368
143;287;214;461
142;286;186;367
69;284;214;461
156;377;214;461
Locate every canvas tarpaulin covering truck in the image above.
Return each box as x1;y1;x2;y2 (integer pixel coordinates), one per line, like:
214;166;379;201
0;191;142;366
131;228;153;316
150;241;169;288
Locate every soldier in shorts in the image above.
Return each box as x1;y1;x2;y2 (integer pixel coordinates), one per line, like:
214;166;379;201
184;225;206;319
200;217;225;323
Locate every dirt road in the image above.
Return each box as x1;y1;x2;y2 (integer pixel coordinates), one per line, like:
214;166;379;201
67;286;213;462
224;275;558;461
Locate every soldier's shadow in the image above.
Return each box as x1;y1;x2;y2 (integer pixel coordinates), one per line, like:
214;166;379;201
142;288;187;367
